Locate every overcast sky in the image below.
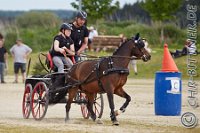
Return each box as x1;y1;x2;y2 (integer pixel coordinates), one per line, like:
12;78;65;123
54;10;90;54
0;0;137;11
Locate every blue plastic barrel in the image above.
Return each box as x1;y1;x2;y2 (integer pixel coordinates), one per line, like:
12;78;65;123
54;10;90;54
155;72;182;116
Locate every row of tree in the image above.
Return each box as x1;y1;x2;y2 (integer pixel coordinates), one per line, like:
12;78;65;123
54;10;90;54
1;0;199;51
108;0;200;28
0;0;199;28
0;10;75;22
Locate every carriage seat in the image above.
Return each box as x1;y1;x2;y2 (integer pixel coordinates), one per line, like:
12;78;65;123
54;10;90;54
46;52;75;72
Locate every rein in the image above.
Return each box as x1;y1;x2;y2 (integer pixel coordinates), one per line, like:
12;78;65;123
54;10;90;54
79;53;141;60
66;56;130;92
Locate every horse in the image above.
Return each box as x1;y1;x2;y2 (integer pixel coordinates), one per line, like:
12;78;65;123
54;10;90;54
59;33;151;125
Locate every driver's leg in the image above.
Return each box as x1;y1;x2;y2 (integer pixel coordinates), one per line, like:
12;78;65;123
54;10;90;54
53;56;64;73
62;57;73;69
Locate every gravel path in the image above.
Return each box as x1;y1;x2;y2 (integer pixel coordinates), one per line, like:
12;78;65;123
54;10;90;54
0;77;199;133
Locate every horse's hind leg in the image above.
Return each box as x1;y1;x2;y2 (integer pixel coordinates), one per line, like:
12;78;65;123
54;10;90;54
65;87;78;122
114;87;131;115
85;93;96;121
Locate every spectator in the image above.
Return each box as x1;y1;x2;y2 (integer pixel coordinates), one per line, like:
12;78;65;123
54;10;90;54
119;34;138;75
130;38;151;75
88;26;98;51
51;23;75;73
10;39;32;83
0;33;4;40
130;60;138;75
119;34;127;46
170;39;197;58
142;38;152;53
0;34;8;83
70;10;89;62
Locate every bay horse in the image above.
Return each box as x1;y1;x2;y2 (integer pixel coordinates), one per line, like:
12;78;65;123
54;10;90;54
62;34;151;125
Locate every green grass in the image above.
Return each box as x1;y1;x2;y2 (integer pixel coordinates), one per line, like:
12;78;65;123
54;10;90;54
128;48;199;80
6;48;200;80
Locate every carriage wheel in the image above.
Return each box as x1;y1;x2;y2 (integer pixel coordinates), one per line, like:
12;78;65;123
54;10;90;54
80;93;104;119
80;93;89;119
22;83;32;119
93;93;104;118
31;82;49;120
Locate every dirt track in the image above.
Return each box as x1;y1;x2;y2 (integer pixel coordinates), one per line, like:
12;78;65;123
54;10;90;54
0;76;199;133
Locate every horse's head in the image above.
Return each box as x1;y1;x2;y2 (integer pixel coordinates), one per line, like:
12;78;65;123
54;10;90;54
131;33;151;62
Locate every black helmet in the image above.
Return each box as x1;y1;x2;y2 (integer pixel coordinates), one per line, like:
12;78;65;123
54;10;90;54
76;11;87;20
60;23;73;31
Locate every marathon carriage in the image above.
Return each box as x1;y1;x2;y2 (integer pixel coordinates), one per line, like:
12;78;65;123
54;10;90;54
22;33;151;125
22;53;104;121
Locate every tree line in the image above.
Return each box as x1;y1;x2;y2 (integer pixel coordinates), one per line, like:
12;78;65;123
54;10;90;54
0;0;199;53
107;0;200;28
0;0;199;27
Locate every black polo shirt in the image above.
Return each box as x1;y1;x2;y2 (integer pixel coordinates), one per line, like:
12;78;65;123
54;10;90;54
51;35;74;57
70;23;89;52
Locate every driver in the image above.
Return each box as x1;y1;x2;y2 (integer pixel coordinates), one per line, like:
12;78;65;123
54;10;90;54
69;11;89;62
51;23;75;73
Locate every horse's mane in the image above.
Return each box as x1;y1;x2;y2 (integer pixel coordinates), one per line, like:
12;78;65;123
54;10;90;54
113;39;131;55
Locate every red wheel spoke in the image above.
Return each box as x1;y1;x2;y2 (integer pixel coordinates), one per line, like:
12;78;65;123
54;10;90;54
38;103;41;118
35;106;39;118
22;83;32;119
31;82;48;120
94;102;101;107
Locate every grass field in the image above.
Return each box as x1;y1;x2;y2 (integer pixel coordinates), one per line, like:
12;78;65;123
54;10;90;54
5;48;200;80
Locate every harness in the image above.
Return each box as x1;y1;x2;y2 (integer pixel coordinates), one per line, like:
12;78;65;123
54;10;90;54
95;57;129;92
64;37;148;91
64;56;129;93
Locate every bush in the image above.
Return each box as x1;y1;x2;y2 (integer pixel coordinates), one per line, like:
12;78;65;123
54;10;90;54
16;11;61;29
32;62;48;75
96;21;199;48
3;19;199;52
4;25;58;52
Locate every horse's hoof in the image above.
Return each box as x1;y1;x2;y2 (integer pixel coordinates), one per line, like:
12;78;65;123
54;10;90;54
114;110;121;116
96;119;103;124
65;118;69;123
112;120;119;126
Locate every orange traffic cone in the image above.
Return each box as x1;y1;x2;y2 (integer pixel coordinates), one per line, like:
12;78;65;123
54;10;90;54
161;44;179;72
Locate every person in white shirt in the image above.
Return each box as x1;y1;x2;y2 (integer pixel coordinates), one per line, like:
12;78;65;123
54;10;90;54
10;39;32;83
130;38;151;75
88;26;98;51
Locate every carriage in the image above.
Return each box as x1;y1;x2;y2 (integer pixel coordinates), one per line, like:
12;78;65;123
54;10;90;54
22;53;104;121
22;34;151;125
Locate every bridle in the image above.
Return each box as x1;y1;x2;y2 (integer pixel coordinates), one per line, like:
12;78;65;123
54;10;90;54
132;38;150;61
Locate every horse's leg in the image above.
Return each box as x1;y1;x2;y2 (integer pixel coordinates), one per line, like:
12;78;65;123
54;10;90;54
114;87;131;116
106;90;119;125
65;87;78;122
85;92;96;121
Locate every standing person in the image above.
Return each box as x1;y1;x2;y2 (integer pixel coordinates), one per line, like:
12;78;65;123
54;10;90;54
130;38;151;75
51;23;75;73
88;26;98;51
70;10;89;62
0;35;8;83
10;39;32;83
